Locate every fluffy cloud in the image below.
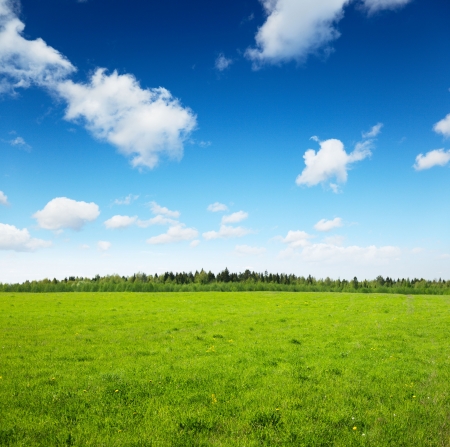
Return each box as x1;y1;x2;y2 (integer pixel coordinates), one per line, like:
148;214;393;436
215;53;233;71
246;0;411;66
0;0;75;92
280;230;314;248
148;201;180;218
414;149;450;171
57;69;197;169
314;217;343;232
203;225;252;240
190;239;200;248
207;202;228;212
104;215;137;229
0;223;51;251
433;113;450;138
147;224;198;245
98;240;111;251
0;1;197;171
0;191;8;206
33;197;100;230
221;211;248;224
234;245;266;256
296;138;371;190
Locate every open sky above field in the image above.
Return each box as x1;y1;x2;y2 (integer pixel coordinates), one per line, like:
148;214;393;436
0;0;449;282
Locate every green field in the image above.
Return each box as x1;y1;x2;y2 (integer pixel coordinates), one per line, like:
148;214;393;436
1;292;449;446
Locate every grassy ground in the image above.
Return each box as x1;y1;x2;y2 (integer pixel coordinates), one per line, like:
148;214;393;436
0;292;449;446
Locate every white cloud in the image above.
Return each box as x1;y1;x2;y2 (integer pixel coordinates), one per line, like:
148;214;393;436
147;224;198;245
203;225;252;240
98;240;111;251
234;245;266;256
80;244;90;250
190;239;200;248
113;194;139;205
0;223;51;251
148;201;180;218
0;0;75;92
104;215;137;229
207;202;228;212
362;0;412;15
137;215;178;227
296;138;371;190
0;191;8;206
433;113;450;138
246;0;411;67
279;230;314;248
57;69;197;169
362;122;383;138
215;53;233;71
221;211;248;224
314;217;343;232
33;197;100;230
414;149;450;171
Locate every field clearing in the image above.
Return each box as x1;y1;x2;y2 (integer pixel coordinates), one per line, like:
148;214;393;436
1;292;450;446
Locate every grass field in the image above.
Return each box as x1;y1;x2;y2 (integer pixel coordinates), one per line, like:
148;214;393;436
1;292;449;446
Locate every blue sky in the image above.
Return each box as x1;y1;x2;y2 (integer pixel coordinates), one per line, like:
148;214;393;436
1;0;449;282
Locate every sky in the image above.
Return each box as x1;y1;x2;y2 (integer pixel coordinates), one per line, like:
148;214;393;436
0;0;449;282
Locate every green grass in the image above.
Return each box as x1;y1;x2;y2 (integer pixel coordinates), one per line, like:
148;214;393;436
1;292;449;446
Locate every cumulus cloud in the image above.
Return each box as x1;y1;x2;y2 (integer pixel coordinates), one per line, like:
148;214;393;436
246;0;411;67
414;149;450;171
0;0;75;92
279;230;314;248
97;240;111;251
234;245;266;256
314;217;343;232
57;69;197;169
148;201;180;218
362;122;383;138
147;224;198;245
207;202;228;212
113;194;139;205
433;113;450;138
33;197;100;230
0;190;8;206
215;53;233;71
221;211;248;224
203;225;252;240
0;1;197;170
0;223;51;251
296;138;372;190
104;215;137;229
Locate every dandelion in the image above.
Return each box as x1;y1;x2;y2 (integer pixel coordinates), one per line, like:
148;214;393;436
115;389;119;393
413;395;416;398
211;394;217;404
362;433;366;436
353;427;357;431
83;390;87;392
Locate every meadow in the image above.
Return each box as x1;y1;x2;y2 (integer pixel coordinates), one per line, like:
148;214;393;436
0;291;449;446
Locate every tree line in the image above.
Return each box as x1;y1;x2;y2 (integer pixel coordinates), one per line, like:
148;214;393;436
0;268;449;294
